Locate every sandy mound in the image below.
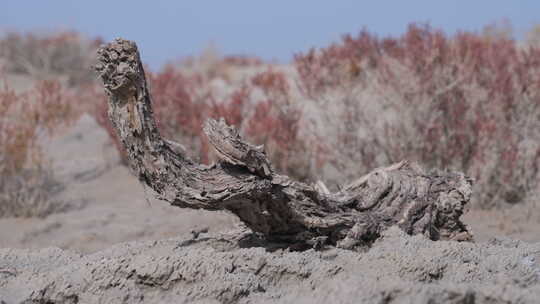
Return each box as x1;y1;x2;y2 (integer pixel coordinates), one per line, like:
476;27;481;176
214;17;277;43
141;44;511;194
1;227;539;304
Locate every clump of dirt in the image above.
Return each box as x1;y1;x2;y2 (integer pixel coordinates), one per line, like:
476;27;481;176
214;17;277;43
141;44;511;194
1;227;539;304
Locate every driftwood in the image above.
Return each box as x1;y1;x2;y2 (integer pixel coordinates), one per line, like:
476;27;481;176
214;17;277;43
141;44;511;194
95;38;473;250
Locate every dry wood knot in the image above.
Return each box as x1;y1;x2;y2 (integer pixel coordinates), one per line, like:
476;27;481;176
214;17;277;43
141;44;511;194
95;38;141;98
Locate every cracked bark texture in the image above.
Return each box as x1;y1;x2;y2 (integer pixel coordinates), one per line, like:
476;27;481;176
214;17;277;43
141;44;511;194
95;38;473;250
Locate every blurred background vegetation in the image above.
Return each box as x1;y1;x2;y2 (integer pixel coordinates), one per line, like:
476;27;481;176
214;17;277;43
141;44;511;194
2;19;540;218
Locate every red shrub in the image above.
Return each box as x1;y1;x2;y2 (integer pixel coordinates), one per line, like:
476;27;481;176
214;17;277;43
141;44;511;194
294;23;540;208
0;76;74;217
246;68;306;177
210;86;249;127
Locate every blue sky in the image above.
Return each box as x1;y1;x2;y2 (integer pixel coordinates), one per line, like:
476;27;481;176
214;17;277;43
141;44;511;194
1;1;538;69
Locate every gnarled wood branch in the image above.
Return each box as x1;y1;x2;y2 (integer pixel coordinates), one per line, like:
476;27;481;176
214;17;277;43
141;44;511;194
95;38;473;250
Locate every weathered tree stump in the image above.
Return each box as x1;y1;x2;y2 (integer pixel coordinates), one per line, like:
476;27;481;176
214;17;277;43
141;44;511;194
95;38;473;250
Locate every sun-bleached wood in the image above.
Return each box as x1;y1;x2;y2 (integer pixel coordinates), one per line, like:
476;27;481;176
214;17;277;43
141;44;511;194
95;38;473;250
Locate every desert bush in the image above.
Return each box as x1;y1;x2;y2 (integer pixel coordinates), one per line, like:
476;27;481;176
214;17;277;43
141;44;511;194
149;65;210;162
0;78;73;218
150;64;307;177
0;31;101;86
246;68;308;178
294;23;540;208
